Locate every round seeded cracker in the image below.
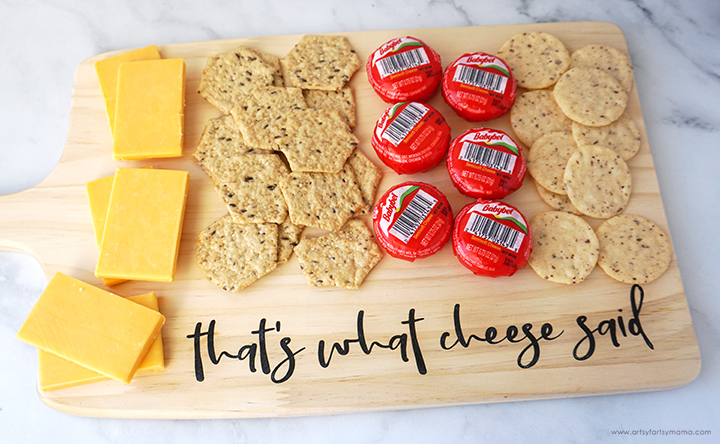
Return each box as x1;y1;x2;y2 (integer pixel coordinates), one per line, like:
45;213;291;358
570;44;634;92
534;180;581;215
497;31;571;89
596;215;673;284
526;131;578;195
564;145;632;219
571;112;641;161
553;67;628;127
510;89;573;147
528;211;599;285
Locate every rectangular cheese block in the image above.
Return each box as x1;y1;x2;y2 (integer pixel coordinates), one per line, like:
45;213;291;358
112;58;186;160
86;166;153;286
86;174;126;286
95;168;189;282
16;273;165;384
94;45;161;132
37;292;165;391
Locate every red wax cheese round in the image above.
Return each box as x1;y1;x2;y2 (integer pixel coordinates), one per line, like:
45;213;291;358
441;52;517;121
371;102;451;174
367;36;443;103
373;182;453;261
452;199;532;277
447;128;527;199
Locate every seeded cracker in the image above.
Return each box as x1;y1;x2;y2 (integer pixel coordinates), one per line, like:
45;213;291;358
510;89;573;147
497;31;571;89
281;35;361;91
256;51;285;87
280;164;365;231
534;180;581;215
526;131;578;195
197;46;279;114
196;215;278;292
192;115;272;180
564;145;632;219
294;219;383;289
302;86;356;127
280;109;359;173
346;149;382;215
553;67;628;127
528;211;599;285
230;86;307;150
217;154;289;224
277;218;305;264
570;44;634;92
571;113;641;161
596;214;673;284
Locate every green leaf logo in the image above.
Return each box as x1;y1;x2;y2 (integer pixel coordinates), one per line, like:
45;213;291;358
493;214;528;234
392;41;424;53
487;141;520;157
479;64;510;78
396;186;420;213
388;102;407;119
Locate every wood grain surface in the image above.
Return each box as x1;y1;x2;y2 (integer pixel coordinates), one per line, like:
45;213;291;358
0;21;700;418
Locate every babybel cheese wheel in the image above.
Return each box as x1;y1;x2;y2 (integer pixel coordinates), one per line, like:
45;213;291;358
452;199;532;277
442;52;517;121
447;128;527;199
371;102;451;174
366;36;443;103
372;182;453;261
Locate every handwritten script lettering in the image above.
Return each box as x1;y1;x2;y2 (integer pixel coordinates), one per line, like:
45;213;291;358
440;303;563;368
187;285;654;383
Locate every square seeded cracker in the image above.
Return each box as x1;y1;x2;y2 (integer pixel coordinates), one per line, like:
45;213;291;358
281;35;361;91
215;154;289;224
280;164;365;231
196;215;278;292
279;108;359;173
277;217;304;264
294;219;383;290
302;86;356;128
230;86;307;150
197;46;280;114
346;149;382;216
192;115;272;181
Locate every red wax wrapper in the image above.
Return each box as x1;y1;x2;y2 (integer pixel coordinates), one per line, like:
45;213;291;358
447;128;526;199
373;182;453;261
366;36;443;103
371;102;451;175
441;52;517;121
452;199;532;277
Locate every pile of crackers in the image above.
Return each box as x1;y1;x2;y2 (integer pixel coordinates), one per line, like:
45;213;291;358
498;31;672;285
193;35;383;292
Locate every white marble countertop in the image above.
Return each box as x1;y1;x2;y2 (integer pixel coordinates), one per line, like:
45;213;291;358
1;0;719;442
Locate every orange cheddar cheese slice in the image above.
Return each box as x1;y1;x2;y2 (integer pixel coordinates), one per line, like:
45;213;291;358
94;45;161;132
16;273;165;384
86;166;153;286
86;174;126;287
112;58;186;160
95;168;189;283
37;292;165;391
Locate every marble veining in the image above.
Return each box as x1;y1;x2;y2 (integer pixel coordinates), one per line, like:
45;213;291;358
1;0;719;443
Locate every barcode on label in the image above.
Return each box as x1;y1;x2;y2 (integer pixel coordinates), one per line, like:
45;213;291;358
389;190;438;244
382;102;428;146
459;141;516;174
453;65;508;94
377;47;431;78
464;213;524;253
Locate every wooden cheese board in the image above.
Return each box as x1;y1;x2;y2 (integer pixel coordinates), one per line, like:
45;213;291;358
0;21;700;418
